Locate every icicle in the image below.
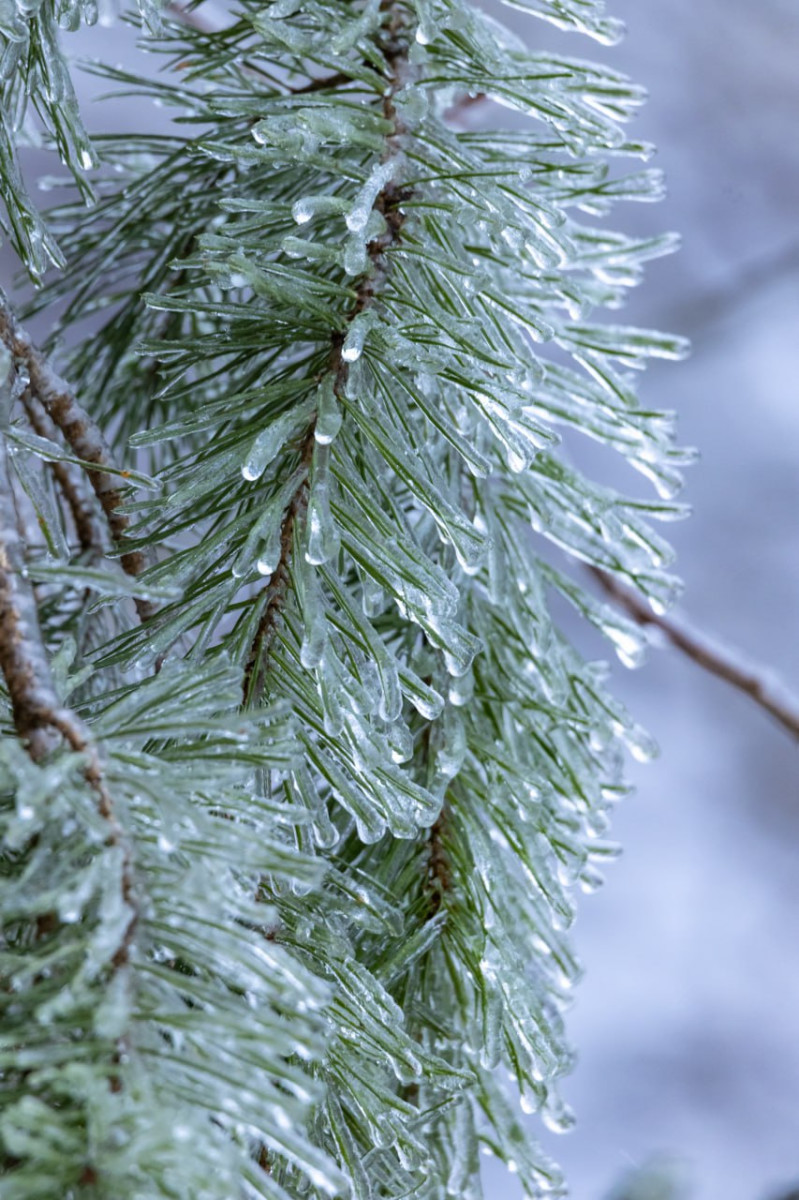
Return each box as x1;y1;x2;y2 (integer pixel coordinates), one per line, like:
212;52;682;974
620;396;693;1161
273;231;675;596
299;561;327;669
314;376;343;446
306;444;340;566
341;313;375;364
345;161;396;234
241;406;312;482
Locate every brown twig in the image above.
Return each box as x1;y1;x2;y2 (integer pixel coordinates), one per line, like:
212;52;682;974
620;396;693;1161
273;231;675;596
589;566;799;741
0;294;154;621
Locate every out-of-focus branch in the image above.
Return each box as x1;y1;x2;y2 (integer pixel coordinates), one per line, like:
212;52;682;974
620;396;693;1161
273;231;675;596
445;91;487;123
0;293;154;620
590;566;799;741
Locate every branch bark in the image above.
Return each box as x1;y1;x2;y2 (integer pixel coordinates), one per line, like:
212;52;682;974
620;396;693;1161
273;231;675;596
590;566;799;741
0;294;154;620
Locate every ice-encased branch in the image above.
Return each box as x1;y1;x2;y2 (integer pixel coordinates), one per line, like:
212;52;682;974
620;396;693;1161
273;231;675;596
591;566;799;740
243;13;415;704
0;442;138;963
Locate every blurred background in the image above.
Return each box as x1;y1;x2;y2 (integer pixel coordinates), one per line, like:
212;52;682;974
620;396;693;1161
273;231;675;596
483;2;799;1198
5;1;799;1197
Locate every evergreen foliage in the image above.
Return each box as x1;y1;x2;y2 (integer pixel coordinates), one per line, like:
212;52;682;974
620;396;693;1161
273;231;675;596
0;0;689;1195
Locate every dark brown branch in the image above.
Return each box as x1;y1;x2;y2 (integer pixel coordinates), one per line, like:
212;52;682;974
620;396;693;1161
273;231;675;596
590;566;799;741
0;295;154;621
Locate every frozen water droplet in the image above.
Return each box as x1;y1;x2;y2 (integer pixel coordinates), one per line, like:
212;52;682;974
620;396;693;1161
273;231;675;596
579;865;605;894
314;377;342;445
541;1099;576;1135
345;160;396;233
241;409;304;482
341;314;373;364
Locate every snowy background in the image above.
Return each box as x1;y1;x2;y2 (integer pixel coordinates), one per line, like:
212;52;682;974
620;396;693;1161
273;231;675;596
5;1;799;1197
483;2;799;1198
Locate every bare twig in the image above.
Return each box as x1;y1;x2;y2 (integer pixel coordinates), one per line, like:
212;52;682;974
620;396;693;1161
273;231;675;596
0;294;154;620
590;566;799;740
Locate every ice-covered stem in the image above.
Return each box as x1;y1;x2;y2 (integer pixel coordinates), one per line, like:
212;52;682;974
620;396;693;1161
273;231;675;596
243;6;413;703
590;566;799;740
0;294;153;620
243;427;316;702
0;440;139;963
425;804;453;917
23;392;106;560
0;445;63;762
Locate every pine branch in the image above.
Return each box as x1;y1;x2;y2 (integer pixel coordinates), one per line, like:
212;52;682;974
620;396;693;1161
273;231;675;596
0;294;154;620
590;566;799;740
0;440;139;962
242;9;414;704
243;427;316;703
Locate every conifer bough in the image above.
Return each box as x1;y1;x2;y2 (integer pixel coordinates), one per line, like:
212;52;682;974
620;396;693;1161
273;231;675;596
0;0;690;1196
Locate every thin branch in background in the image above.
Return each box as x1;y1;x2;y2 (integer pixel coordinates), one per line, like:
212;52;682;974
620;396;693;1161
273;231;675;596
445;91;487;123
590;565;799;740
0;294;154;620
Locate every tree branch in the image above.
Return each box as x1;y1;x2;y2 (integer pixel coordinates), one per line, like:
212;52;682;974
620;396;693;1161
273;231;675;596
0;293;154;620
242;14;414;704
589;566;799;740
